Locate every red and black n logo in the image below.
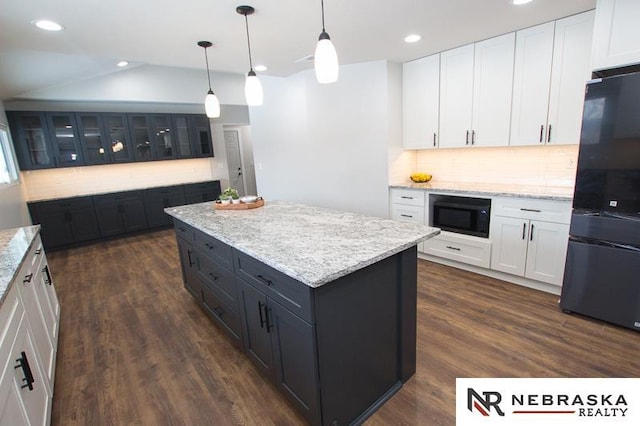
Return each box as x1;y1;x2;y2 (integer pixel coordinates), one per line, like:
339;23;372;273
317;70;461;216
467;388;505;416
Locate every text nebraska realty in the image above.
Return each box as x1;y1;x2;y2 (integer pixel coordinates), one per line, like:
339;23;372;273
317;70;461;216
470;388;629;417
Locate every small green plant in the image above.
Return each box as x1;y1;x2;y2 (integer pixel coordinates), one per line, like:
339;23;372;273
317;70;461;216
221;187;239;200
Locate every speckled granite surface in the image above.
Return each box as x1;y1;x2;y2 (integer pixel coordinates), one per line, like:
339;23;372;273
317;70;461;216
166;201;439;288
0;225;40;304
390;181;573;201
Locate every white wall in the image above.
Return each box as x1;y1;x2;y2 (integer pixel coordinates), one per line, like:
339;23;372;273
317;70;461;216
248;60;402;218
0;101;32;228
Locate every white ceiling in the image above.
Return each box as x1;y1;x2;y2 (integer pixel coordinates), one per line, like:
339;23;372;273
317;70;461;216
0;0;596;101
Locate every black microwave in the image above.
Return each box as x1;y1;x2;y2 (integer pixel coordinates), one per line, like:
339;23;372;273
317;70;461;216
432;196;491;238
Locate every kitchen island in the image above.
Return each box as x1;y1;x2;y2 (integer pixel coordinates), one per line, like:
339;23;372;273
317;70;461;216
166;201;438;425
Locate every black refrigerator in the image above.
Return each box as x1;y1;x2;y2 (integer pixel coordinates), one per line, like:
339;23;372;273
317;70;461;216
560;71;640;331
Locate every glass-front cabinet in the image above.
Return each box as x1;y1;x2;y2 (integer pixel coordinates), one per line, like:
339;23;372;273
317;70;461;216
8;111;214;170
8;112;55;170
150;114;176;160
104;114;134;163
173;115;193;158
128;114;154;161
77;113;109;165
47;112;84;167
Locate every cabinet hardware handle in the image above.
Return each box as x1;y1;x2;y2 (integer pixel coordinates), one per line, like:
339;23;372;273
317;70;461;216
265;306;273;332
530;224;534;241
43;265;53;286
34;249;42;255
256;274;273;286
547;125;552;143
400;214;413;218
466;130;470;145
204;243;214;250
208;272;219;281
258;301;267;329
445;246;461;251
178;226;186;232
14;352;35;391
23;273;33;284
471;130;476;145
433;133;437;147
522;223;527;240
186;250;194;267
520;208;542;213
539;125;544;143
212;306;224;318
400;196;413;200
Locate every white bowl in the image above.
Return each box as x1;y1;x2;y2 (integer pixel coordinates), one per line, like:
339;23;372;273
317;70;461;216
240;195;259;203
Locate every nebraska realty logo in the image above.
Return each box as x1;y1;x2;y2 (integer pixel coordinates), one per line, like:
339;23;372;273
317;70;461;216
456;378;640;425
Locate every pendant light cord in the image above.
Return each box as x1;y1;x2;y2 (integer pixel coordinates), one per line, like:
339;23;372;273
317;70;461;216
202;47;213;91
321;0;326;32
244;14;254;71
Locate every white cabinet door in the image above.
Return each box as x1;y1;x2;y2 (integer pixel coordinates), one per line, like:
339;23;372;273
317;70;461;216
510;22;555;146
592;0;640;70
403;54;440;149
547;11;595;145
490;216;528;276
439;44;474;148
472;32;515;147
525;221;570;286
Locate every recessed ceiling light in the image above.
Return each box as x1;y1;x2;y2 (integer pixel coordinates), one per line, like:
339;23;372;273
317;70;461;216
512;0;533;5
32;19;65;31
254;64;267;72
404;34;421;43
117;61;129;67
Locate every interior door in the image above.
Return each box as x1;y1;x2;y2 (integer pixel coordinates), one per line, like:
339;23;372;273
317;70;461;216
224;130;245;195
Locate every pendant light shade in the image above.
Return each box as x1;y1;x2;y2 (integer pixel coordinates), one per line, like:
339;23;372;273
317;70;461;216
197;41;221;118
314;0;339;84
237;5;263;106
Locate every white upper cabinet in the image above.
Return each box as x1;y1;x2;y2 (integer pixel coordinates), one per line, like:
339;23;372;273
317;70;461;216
403;54;440;149
510;11;595;146
439;44;475;148
592;0;640;71
472;32;516;147
510;22;556;146
440;33;515;148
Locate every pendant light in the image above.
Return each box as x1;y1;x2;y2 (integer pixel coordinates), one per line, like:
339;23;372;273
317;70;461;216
314;0;339;84
236;5;263;106
197;41;221;118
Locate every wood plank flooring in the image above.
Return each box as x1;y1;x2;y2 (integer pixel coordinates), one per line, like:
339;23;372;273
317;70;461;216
47;229;640;425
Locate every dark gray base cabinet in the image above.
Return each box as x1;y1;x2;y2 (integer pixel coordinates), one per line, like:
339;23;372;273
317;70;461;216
173;219;418;426
28;181;221;250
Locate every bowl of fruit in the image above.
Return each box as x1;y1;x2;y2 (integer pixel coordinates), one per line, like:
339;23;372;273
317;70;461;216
410;172;432;183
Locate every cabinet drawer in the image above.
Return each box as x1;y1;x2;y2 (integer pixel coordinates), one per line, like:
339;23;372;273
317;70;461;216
492;197;571;224
30;196;94;214
390;189;426;206
197;253;238;306
234;250;313;323
423;231;492;268
200;279;243;344
391;204;425;223
173;219;195;241
193;232;233;271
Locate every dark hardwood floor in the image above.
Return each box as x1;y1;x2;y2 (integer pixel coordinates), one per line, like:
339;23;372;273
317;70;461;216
47;229;640;425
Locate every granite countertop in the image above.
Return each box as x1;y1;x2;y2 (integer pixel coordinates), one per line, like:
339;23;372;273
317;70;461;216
390;181;573;201
166;201;439;288
0;225;40;304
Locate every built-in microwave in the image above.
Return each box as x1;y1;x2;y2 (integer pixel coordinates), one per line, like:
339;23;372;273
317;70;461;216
432;196;491;238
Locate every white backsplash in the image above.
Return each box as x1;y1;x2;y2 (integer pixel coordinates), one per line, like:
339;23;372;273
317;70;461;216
22;158;221;201
413;145;579;189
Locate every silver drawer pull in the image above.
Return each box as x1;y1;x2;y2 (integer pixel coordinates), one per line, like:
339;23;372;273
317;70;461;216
446;246;461;251
520;208;542;213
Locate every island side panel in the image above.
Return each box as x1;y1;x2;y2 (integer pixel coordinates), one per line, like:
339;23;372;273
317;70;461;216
399;245;418;382
314;254;401;425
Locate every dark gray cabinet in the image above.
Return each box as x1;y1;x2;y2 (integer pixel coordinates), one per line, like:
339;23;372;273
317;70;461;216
94;191;148;237
8;111;213;170
143;185;186;228
28;196;100;249
184;181;221;204
173;218;418;426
